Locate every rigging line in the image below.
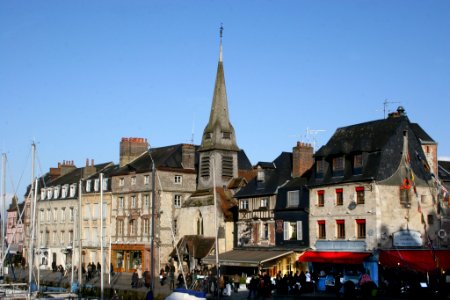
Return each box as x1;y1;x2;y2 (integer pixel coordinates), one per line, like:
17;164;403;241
6;148;31;197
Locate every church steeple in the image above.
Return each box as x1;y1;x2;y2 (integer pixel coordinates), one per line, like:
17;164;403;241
199;25;239;153
197;25;239;190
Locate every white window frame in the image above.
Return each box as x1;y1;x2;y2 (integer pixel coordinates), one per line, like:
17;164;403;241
174;195;182;208
174;175;182;184
261;198;268;208
287;190;300;207
131;176;136;185
131;195;137;208
119;197;124;209
144;175;150;185
86;180;91;192
119;178;125;186
144;194;150;207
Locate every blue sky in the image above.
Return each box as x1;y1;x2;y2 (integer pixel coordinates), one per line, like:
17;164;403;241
1;0;449;200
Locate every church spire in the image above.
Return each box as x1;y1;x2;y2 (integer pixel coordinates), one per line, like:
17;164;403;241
199;24;239;152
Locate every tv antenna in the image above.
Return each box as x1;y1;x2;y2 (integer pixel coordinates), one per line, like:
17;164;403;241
383;99;400;119
306;127;326;151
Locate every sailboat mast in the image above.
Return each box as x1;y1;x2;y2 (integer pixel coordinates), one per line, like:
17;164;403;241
1;153;6;278
100;173;104;300
212;157;219;288
28;142;36;295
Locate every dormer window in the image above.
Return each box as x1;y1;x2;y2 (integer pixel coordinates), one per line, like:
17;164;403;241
119;178;125;186
174;175;182;184
332;156;345;177
131;176;136;185
94;179;99;191
353;154;363;175
222;131;231;139
54;186;60;199
69;184;77;197
257;168;265;182
287;190;300;207
47;188;53;200
62;185;68;198
102;178;108;191
315;159;324;179
86;180;91;192
41;188;46;200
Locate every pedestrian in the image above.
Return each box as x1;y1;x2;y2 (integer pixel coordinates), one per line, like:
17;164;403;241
131;271;138;288
137;265;144;288
233;274;240;292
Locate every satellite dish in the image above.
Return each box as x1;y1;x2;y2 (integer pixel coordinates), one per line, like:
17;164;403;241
348;201;357;210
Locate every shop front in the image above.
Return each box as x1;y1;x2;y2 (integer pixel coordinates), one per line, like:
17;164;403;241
111;244;149;273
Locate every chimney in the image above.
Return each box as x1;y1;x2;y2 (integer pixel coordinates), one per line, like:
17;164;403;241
120;137;149;167
181;144;195;169
292;142;314;177
83;158;97;178
49;160;77;179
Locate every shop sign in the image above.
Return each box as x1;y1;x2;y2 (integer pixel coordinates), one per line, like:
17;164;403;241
393;230;422;247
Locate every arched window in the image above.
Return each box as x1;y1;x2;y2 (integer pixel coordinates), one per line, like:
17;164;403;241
197;213;204;235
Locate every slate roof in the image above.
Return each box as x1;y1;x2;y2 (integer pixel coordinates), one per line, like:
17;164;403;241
310;114;433;187
113;144;199;176
275;176;310;211
234;152;292;198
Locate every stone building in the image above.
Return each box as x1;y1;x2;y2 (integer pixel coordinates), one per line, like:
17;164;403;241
301;107;450;284
110;139;198;274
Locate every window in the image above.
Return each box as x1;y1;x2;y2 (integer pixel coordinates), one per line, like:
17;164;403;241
262;223;269;240
222;156;233;177
200;155;210;177
222;131;231;139
47;188;53;200
117;220;124;236
332;156;345;177
54;186;60;199
261;198;268;208
240;199;249;210
131;176;136;185
60;208;65;222
143;219;150;235
317;190;325;207
174;175;182;184
70;184;77;197
92;203;99;220
60;231;65;245
356;219;366;239
336;219;345;239
94;179;99;191
287;190;300;207
40;210;45;222
131;196;137;208
53;231;57;244
318;220;326;239
86;180;91;192
130;220;137;235
353;154;363;175
119;178;125;186
62;185;68;198
204;132;212;140
69;230;73;243
102;178;108;191
118;197;124;208
174;195;182;207
53;208;58;222
197;214;204;235
144;194;150;207
85;203;91;220
284;221;302;241
47;209;51;222
336;188;343;206
69;207;74;221
356;186;365;204
316;159;324;178
144;175;149;185
41;188;46;200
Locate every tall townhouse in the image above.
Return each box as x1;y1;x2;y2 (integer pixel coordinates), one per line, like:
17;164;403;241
301;107;450;286
5;196;25;257
80;161;117;271
110;138;197;275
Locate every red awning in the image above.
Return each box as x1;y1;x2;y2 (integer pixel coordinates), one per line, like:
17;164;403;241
298;251;371;264
379;250;450;272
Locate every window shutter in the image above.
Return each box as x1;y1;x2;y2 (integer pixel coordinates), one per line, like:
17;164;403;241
297;221;303;240
283;222;289;240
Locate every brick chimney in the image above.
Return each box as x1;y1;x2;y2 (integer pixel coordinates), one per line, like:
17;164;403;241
292;142;314;177
49;160;77;179
120;137;149;167
181;144;195;169
83;158;97;178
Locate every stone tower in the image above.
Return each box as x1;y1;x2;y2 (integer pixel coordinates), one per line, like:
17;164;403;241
198;27;239;190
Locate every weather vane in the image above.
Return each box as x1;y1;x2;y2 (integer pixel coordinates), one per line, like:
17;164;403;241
220;23;223;39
